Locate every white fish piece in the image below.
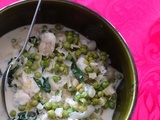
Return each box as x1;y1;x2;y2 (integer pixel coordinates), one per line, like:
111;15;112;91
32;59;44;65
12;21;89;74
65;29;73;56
13;90;31;106
36;103;44;110
66;98;78;107
39;32;56;57
76;56;88;73
87;40;96;51
83;84;96;98
55;108;63;117
22;72;40;97
69;105;95;119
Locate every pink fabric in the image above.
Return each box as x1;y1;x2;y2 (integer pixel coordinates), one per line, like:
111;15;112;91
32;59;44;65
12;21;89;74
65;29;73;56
1;0;160;120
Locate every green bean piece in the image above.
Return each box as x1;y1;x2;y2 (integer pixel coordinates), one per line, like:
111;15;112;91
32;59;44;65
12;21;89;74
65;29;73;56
66;54;73;61
85;66;93;73
53;76;60;83
79;106;87;112
31;100;39;107
63;41;71;50
34;71;42;78
25;60;32;67
67;108;74;115
92;98;99;105
31;64;38;71
108;100;115;109
30;53;36;59
24;67;31;74
40;99;47;104
18;105;26;111
111;93;117;100
75;50;81;58
10;110;16;117
93;82;100;89
102;81;109;89
52;102;59;110
45;102;52;110
48;110;55;118
55;23;63;30
64;66;69;75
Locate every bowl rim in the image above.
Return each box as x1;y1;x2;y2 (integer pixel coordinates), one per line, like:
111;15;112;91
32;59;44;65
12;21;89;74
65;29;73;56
0;0;138;119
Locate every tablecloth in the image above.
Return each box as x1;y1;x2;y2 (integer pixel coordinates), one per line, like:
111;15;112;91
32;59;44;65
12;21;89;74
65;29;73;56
1;0;160;120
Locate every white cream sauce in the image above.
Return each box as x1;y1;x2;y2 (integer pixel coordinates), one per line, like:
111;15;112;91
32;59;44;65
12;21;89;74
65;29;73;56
0;24;117;120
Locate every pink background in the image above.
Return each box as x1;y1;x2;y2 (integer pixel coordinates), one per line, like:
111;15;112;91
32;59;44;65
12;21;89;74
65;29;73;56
1;0;160;120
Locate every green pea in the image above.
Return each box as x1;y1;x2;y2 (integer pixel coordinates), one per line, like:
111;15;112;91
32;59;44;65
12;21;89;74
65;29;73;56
24;67;31;74
97;91;104;97
59;66;64;72
72;104;79;111
100;55;107;61
92;98;99;105
55;23;63;30
57;56;63;62
48;110;55;118
102;81;109;89
103;102;109;109
108;100;115;109
75;50;81;57
23;52;28;58
73;35;79;44
85;66;93;73
66;31;74;37
35;54;40;61
52;102;59;110
10;110;16;117
43;60;50;67
31;100;39;107
68;86;76;92
80;98;87;106
31;64;38;71
49;53;55;59
93;82;100;89
25;60;32;67
53;76;60;83
63;66;69;75
34;71;42;78
63;41;71;50
34;92;41;100
92;52;98;59
79;106;87;112
45;102;52;110
74;94;81;102
18;105;26;111
111;93;117;100
81;91;88;98
62;110;69;118
80;47;87;54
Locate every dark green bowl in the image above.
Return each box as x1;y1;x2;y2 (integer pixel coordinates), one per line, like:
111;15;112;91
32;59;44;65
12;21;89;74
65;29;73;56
0;0;138;119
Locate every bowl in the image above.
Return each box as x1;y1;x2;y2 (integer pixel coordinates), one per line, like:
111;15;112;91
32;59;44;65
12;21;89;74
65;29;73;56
0;0;138;119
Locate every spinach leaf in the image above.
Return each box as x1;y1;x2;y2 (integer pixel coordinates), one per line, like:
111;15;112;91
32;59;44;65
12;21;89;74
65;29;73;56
8;65;19;87
71;58;84;83
34;77;51;93
17;111;27;120
42;77;51;93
